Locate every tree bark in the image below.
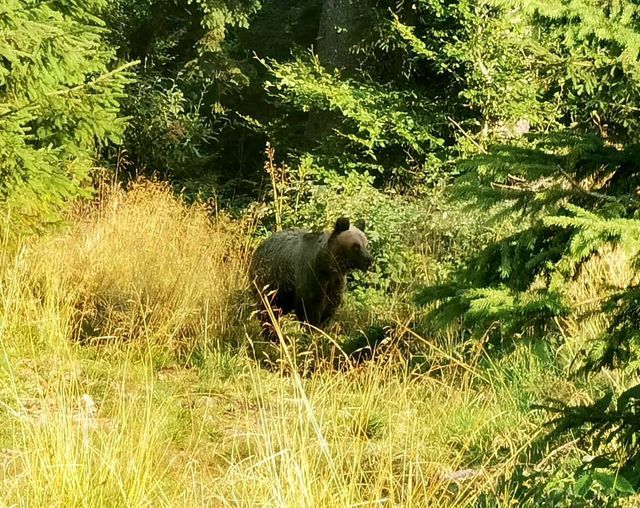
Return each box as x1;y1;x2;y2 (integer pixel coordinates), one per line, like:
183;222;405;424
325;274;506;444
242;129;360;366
305;0;358;141
315;0;357;71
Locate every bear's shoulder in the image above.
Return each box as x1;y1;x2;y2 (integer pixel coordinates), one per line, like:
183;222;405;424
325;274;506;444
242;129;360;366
301;231;326;243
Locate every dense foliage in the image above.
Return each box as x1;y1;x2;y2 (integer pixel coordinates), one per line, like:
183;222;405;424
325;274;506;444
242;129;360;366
415;0;640;498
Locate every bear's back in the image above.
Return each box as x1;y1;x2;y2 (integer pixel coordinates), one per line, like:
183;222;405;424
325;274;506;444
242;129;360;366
249;229;327;297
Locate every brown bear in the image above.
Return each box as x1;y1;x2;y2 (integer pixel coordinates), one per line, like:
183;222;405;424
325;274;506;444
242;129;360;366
249;217;373;339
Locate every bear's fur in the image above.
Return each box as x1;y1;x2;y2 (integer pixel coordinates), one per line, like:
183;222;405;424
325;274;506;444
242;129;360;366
249;217;372;339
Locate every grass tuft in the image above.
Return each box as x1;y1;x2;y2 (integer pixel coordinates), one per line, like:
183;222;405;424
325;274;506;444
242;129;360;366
25;179;253;357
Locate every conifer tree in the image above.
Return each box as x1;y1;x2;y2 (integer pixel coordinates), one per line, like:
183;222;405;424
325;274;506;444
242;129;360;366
418;0;640;350
0;0;131;234
415;0;640;487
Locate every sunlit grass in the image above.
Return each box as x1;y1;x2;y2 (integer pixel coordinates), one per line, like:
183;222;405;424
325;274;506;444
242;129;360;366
24;179;252;357
0;179;601;506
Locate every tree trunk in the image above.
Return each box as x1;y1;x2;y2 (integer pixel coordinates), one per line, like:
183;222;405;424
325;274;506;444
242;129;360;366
305;0;357;141
315;0;357;71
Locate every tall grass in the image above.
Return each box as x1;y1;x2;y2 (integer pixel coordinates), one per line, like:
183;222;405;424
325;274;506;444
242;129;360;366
0;179;593;506
25;179;252;356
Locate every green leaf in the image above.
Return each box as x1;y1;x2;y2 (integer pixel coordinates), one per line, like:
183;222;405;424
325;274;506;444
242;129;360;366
574;473;592;496
613;474;636;495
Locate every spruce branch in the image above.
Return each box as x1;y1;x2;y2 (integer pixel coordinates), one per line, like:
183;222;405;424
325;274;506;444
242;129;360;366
0;61;139;122
557;167;620;203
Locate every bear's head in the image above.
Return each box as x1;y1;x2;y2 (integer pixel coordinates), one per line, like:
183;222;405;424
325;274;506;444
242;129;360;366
328;217;373;272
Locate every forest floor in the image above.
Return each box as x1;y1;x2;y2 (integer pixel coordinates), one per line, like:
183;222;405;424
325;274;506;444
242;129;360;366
0;180;625;506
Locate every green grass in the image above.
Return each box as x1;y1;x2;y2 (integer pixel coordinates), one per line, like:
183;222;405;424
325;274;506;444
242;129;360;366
0;335;555;506
0;180;611;506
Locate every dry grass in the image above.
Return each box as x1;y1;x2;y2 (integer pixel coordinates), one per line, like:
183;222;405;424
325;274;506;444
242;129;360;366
558;245;640;364
0;179;592;506
24;179;253;356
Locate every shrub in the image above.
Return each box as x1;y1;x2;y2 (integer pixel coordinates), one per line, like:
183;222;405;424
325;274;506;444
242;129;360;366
247;148;493;332
120;78;216;179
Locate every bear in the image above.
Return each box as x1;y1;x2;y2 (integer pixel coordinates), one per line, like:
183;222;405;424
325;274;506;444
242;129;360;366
248;217;373;340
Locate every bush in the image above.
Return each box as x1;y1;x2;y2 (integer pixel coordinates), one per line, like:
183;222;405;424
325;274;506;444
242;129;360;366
251;152;428;291
247;148;493;330
120;78;216;179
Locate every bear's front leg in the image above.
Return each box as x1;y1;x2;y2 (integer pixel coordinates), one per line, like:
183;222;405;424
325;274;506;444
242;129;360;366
319;276;344;327
295;297;324;328
319;302;339;327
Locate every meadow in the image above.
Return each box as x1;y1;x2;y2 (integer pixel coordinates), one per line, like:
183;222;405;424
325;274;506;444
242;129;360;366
0;179;629;507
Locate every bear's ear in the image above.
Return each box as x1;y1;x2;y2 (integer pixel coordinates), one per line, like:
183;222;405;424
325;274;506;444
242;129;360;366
334;217;350;234
354;219;366;232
